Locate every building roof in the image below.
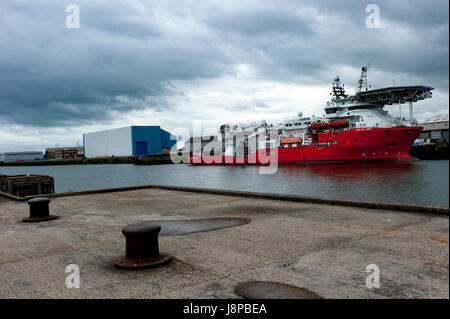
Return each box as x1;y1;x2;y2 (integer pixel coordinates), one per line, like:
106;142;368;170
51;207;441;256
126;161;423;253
46;147;83;152
422;113;449;124
84;125;163;135
3;151;43;155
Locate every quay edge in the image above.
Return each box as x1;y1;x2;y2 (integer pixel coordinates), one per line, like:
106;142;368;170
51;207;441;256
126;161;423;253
1;184;447;216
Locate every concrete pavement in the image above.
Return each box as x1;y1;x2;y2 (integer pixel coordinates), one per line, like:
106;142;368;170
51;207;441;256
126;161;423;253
0;188;448;298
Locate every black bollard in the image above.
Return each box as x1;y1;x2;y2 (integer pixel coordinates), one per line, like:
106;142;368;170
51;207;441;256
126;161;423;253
23;197;59;222
114;222;172;269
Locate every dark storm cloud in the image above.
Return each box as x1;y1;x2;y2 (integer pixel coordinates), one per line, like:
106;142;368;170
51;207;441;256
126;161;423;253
207;0;449;86
206;6;314;36
0;0;448;128
0;0;230;127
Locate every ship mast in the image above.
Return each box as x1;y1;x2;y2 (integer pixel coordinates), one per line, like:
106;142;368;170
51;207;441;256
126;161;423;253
331;76;348;99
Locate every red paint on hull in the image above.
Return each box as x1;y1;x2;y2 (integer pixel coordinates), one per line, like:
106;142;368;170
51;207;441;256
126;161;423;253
190;127;423;165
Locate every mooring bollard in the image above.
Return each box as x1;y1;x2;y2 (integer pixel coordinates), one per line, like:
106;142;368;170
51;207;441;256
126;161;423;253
114;222;172;269
23;197;59;222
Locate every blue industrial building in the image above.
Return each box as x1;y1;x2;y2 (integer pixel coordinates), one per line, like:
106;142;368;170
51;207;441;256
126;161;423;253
83;126;176;158
131;126;175;155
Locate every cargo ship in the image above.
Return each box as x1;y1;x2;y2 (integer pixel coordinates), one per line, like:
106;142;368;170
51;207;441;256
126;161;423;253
190;66;433;164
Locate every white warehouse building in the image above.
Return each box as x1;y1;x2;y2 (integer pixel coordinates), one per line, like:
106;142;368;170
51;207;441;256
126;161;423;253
83;126;176;158
0;151;44;163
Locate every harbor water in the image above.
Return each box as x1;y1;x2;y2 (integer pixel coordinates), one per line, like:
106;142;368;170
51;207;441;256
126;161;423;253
1;160;448;207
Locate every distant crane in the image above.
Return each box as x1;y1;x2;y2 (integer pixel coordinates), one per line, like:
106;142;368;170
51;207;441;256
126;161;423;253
356;63;370;93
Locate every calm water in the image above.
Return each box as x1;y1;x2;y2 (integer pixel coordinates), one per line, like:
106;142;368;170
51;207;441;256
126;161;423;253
1;160;448;207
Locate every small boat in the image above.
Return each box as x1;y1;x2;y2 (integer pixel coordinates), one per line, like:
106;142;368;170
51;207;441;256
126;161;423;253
328;120;349;128
281;137;303;144
310;122;329;130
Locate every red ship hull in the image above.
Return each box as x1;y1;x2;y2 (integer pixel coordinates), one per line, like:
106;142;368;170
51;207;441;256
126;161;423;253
190;126;423;165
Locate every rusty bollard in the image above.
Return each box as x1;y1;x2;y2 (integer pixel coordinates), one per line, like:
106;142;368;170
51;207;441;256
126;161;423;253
23;197;59;222
114;222;172;269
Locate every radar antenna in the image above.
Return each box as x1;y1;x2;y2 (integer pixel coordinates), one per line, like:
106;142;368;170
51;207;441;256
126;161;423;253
331;76;347;99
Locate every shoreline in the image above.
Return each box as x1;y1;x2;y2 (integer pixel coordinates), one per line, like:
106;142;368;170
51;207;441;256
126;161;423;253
0;154;172;166
1;151;448;167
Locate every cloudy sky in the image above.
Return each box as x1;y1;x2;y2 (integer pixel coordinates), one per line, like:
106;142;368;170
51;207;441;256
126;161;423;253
0;0;448;151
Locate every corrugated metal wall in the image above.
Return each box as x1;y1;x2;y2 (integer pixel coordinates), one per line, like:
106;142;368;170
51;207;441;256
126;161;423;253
84;127;132;157
1;152;44;162
160;128;176;150
84;126;176;157
131;126;161;155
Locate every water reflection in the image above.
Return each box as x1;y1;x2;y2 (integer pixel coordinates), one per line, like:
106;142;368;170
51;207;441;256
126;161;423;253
0;160;448;207
272;162;445;205
279;162;413;179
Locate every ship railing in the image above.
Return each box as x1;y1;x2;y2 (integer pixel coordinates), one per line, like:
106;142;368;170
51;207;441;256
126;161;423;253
393;118;419;128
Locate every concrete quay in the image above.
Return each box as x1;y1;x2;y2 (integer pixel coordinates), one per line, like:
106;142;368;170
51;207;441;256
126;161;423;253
0;187;448;298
